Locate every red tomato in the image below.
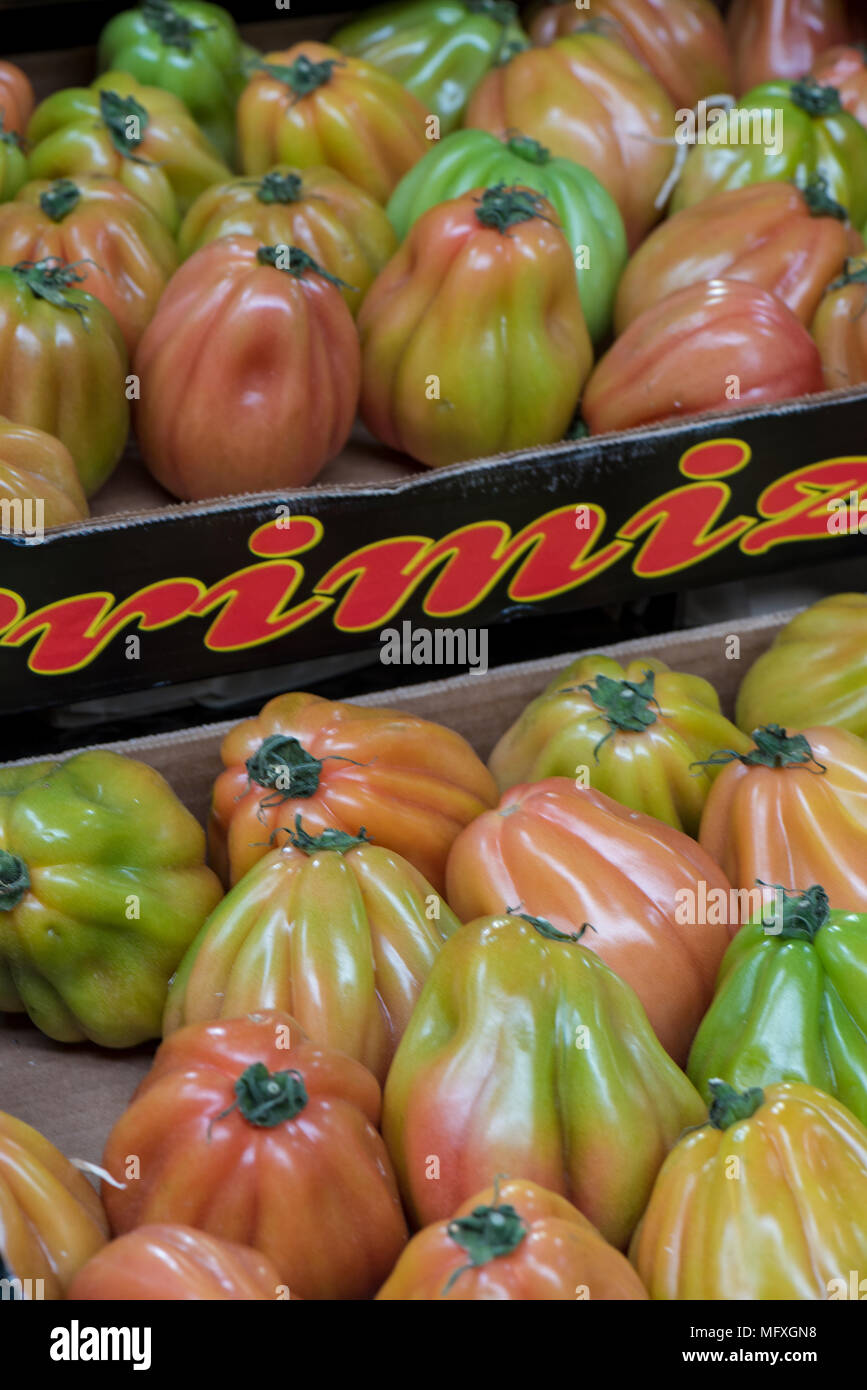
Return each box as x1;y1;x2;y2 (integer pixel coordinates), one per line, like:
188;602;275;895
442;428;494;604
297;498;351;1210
812;44;867;127
584;278;825;434
727;0;850;93
0;61;34;137
68;1225;282;1301
811;255;867;390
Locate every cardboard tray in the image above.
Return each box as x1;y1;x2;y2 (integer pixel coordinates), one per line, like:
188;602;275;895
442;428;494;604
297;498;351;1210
0;603;793;1164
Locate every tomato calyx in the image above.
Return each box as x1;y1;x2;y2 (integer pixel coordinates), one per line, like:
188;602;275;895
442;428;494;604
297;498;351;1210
39;179;81;222
799;170;848;222
566;669;660;760
286;813;371;856
707;1079;764;1130
507;906;596;944
218;1062;309;1129
467;0;519;27
0;850;29;911
692;724;827;773
757;882;831;941
142;0;213;53
256;244;353;292
442;1179;527;1295
255;171;304;205
473;183;552;233
0;114;22;150
789;77;843;116
11;257;94;322
504;132;550;165
99;90;151;162
828;255;867;291
257;54;342;98
247;734;325;801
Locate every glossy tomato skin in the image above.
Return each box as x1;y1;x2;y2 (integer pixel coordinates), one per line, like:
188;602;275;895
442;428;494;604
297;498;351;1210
101;1012;408;1300
163;836;461;1083
208;691;497;892
133;235;360;500
465;32;676;248
0;1110;108;1298
237;41;428;203
0;414;88;528
812;44;867;126
615;181;863;332
584;279;825;435
528;0;733;110
68;1224;282;1301
811;254;867;390
359;186;592;468
727;0;849;94
0;262;129;497
27;72;231;233
670;79;867;227
377;1179;649;1300
445;778;734;1065
0;122;27;201
382;913;705;1246
97;1;247;164
698;724;867;911
688;887;867;1126
736;594;867;737
178;165;397;314
0;177;178;355
488;654;751;835
332;0;530;134
630;1081;867;1299
386;129;627;344
0;61;34;136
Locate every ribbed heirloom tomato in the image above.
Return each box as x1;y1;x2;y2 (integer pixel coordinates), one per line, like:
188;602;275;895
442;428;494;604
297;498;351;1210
133;235;360;500
208;691;497;892
101;1011;408;1300
377;1179;649;1300
359;185;593;468
727;0;850;93
178;166;397;315
812;43;867;126
811;255;867;390
583;279;825;435
0;60;34;136
0;176;178;354
444;777;734;1064
237;42;428;203
0;415;88;528
614;179;863;333
69;1225;282;1301
465;30;676;248
527;0;734;110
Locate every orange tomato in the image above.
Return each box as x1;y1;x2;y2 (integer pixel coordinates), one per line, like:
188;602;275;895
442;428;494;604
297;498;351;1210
0;413;88;528
812;43;867;127
811;254;867;390
68;1224;282;1301
377;1179;649;1300
0;60;34;137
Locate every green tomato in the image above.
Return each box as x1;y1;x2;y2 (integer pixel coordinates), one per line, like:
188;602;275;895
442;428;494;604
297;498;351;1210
97;0;247;164
671;77;867;227
387;128;628;343
333;0;529;135
0;119;27;200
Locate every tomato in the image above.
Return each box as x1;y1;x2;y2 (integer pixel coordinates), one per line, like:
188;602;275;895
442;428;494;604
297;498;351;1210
527;0;734;110
670;78;867;228
812;43;867;126
811;253;867;389
0;117;27;201
359;185;592;467
386;129;627;344
464;31;676;248
688;885;867;1127
101;1011;408;1300
736;594;867;737
332;0;530;134
0;414;88;529
68;1224;282;1301
0;61;34;138
0;176;178;354
208;690;497;892
583;279;825;435
630;1080;867;1298
376;1178;649;1300
237;41;428;204
727;0;850;94
27;72;231;233
0;258;128;497
133;235;360;500
97;0;247;164
698;724;867;911
0;1110;108;1299
164;823;461;1083
488;655;751;835
444;777;734;1064
178;165;397;316
382;911;705;1245
0;750;222;1046
615;179;863;333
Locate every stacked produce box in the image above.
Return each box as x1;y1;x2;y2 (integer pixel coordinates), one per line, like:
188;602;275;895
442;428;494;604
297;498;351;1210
1;0;867;1317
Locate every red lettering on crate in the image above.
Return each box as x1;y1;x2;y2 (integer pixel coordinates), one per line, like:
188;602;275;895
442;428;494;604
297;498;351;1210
741;459;867;554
